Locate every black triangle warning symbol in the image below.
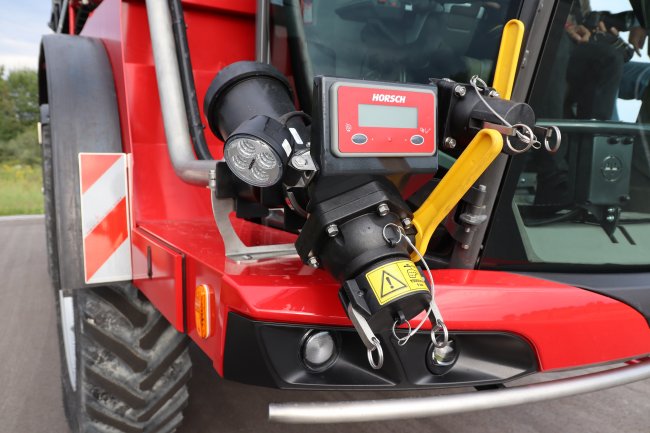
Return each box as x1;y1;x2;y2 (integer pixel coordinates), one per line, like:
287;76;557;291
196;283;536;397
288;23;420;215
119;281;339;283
380;271;407;298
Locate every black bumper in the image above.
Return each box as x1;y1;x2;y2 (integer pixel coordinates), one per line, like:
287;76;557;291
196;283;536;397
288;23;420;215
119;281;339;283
222;312;538;390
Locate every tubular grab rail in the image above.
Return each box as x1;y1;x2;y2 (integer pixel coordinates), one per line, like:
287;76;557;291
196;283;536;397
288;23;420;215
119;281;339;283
269;358;650;424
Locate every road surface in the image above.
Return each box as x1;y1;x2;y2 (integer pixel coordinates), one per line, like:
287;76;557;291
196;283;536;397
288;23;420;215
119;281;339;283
0;216;648;432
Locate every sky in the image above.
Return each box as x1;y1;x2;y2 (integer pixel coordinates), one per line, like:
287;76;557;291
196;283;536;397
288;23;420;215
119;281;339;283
0;0;52;71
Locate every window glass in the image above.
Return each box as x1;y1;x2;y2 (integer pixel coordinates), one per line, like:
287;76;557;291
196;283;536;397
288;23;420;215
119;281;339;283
482;0;650;271
272;0;523;172
275;0;523;85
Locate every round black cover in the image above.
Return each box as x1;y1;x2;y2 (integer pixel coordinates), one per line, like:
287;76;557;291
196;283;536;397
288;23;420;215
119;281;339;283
203;61;294;141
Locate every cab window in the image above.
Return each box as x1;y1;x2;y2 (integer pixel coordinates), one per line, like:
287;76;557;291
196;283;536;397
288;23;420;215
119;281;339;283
482;0;650;270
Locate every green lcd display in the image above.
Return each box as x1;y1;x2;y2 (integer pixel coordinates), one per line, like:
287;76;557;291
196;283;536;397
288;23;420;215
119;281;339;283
358;104;418;129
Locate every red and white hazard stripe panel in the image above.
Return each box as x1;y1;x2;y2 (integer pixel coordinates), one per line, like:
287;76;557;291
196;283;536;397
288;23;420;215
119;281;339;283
79;153;132;284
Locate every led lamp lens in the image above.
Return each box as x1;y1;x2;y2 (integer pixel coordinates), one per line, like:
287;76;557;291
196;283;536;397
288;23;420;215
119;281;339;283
301;331;338;372
231;153;251;171
250;165;271;183
224;137;283;187
257;151;278;169
238;138;257;157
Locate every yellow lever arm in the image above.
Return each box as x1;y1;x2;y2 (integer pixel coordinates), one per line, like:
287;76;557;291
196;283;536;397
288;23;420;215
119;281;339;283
410;21;523;259
411;129;503;260
491;19;525;101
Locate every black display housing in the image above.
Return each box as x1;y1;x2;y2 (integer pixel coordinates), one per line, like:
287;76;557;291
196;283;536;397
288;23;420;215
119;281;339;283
311;76;439;177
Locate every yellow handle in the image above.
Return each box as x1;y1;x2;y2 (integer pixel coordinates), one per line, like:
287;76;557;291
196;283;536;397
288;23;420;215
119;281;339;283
409;21;524;259
411;129;504;260
492;19;525;101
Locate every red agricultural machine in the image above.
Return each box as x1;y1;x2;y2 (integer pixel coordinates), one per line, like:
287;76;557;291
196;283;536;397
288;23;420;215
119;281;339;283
40;0;650;431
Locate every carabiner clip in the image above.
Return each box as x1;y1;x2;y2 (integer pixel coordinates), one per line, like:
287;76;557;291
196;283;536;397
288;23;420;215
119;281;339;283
428;302;450;349
347;304;385;370
367;337;384;370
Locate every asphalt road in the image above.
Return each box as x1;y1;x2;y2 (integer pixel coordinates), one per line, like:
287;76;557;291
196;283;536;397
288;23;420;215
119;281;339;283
1;216;649;433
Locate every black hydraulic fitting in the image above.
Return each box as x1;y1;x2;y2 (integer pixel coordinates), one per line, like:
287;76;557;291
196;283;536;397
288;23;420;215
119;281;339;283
296;176;412;280
296;175;432;333
433;78;539;155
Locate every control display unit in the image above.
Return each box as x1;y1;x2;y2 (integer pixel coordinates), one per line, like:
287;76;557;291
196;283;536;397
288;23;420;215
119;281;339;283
331;81;437;157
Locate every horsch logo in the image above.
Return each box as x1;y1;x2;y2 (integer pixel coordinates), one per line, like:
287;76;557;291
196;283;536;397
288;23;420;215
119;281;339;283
371;93;406;103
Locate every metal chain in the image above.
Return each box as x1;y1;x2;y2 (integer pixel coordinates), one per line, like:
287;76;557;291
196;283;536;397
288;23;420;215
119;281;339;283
382;224;450;349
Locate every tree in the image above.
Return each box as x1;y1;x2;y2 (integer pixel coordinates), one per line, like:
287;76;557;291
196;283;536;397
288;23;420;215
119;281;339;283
0;67;40;164
0;128;40;165
7;69;39;127
0;67;20;142
0;67;39;142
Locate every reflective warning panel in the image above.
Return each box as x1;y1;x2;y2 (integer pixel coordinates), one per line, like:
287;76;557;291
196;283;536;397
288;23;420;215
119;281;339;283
79;153;131;284
365;260;429;305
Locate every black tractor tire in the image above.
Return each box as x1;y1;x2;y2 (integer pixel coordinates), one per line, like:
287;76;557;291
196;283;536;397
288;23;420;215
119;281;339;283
40;104;193;432
40;104;62;293
40;34;124;290
55;284;192;433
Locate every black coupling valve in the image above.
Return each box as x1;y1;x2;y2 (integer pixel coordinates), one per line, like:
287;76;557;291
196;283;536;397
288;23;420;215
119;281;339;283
296;176;434;370
433;76;561;156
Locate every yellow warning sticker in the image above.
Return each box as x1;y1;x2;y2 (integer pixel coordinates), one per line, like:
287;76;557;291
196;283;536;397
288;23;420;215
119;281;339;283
365;260;429;305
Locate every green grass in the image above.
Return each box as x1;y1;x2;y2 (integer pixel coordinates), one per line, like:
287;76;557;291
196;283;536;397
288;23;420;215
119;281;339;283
0;164;43;216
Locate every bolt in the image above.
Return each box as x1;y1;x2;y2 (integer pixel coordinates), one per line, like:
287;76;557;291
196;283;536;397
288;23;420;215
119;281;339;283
293;156;307;167
461;244;470;250
606;215;616;223
242;254;253;260
402;218;412;229
377;203;390;217
432;344;455;364
307;256;320;268
444;137;457;150
325;224;339;237
454;85;466;98
607;207;616;213
488;89;500;98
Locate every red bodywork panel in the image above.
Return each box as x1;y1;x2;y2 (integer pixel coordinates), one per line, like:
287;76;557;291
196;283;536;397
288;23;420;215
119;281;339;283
79;0;650;378
132;228;185;332
137;219;650;376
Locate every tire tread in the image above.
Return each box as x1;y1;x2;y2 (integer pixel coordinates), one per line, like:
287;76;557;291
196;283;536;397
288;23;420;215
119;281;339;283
77;285;191;433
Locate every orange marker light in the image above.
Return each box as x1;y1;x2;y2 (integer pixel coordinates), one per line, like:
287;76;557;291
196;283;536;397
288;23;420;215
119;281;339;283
195;284;215;339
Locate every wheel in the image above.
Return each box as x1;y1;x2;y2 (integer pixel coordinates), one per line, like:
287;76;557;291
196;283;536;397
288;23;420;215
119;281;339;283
41;35;192;432
55;285;192;433
41;34;124;290
40;104;60;292
41;102;192;432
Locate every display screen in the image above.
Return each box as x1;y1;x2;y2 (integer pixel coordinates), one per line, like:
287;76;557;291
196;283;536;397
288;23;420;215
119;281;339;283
358;104;418;129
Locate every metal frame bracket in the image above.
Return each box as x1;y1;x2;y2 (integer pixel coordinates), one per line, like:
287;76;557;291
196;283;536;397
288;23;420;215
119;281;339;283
209;170;296;261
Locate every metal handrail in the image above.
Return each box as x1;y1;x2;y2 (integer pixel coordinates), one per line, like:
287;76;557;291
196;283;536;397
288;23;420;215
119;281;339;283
269;358;650;424
145;0;214;186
